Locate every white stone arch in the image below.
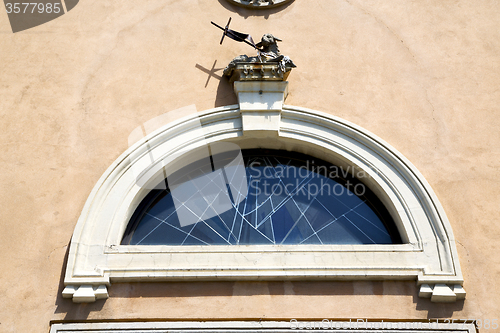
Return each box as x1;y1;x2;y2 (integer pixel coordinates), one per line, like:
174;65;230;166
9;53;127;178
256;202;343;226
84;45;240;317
62;100;465;303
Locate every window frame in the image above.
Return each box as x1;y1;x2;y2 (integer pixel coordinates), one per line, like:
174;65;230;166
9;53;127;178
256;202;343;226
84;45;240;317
62;104;465;303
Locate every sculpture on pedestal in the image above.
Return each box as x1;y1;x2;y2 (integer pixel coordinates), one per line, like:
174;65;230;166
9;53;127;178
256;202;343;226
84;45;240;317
211;18;296;81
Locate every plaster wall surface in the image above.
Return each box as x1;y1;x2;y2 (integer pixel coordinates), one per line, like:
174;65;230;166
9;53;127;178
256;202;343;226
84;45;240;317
0;0;499;332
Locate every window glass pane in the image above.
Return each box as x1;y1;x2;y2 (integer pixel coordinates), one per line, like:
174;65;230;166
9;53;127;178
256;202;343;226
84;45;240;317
122;149;401;245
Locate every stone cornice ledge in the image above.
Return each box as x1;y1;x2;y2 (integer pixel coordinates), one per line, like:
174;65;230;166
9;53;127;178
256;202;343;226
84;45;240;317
50;320;477;332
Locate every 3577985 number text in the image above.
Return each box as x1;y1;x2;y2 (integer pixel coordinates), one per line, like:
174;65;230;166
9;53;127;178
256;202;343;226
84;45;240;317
5;3;61;14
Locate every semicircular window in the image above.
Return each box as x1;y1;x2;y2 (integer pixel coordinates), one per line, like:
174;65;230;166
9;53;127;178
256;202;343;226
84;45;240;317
122;148;402;245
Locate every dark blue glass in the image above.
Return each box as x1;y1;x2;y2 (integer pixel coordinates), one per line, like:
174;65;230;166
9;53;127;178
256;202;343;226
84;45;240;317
122;150;401;245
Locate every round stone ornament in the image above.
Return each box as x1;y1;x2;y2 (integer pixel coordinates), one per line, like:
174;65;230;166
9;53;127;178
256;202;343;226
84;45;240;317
227;0;292;9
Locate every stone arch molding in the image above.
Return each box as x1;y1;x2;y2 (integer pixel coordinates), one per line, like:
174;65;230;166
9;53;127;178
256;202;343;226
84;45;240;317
63;99;465;303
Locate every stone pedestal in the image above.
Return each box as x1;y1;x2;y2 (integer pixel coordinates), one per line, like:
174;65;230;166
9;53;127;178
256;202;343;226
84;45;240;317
234;81;288;137
228;62;291;83
230;63;290;137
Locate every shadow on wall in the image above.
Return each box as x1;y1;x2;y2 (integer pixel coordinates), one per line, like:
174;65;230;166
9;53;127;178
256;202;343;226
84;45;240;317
216;0;295;20
194;60;238;107
414;293;466;319
215;74;238;107
54;243;105;320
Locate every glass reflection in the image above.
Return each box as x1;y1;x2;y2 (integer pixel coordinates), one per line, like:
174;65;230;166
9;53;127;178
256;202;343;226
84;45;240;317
122;149;401;245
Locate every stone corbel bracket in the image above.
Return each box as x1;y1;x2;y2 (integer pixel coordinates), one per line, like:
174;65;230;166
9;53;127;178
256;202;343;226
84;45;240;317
234;80;288;136
62;285;108;303
231;63;290;137
419;284;466;302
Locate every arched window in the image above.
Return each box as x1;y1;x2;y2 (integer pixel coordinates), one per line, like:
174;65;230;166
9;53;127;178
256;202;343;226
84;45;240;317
122;149;401;246
62;104;465;303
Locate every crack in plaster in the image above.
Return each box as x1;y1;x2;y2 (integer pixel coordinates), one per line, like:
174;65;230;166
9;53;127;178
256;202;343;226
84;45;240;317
344;0;418;65
47;244;67;259
79;2;169;116
456;240;469;258
76;3;171;164
344;0;447;153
